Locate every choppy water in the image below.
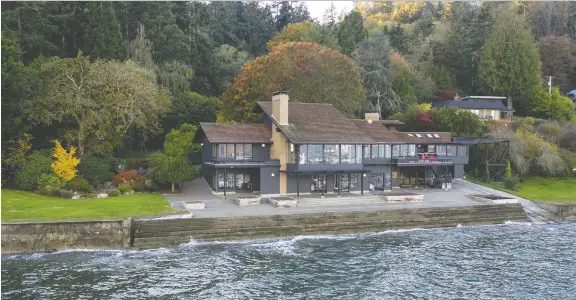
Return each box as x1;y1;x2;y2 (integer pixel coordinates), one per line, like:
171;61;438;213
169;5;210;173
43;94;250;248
2;222;576;300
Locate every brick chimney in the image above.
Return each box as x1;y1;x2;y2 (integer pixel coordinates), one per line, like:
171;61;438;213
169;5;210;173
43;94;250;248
272;91;289;125
364;112;380;121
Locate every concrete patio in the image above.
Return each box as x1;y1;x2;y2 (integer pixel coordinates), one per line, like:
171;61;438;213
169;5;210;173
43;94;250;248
160;178;535;219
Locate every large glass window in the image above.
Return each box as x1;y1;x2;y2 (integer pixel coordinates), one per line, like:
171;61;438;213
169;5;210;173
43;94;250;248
355;145;362;163
400;145;408;157
287;143;295;163
392;145;400;157
458;146;468;156
350;174;358;189
324;145;339;164
235;144;244;160
245;144;252;160
383;144;391;158
218;144;226;159
364;145;371;159
371;145;379;159
427;145;436;153
437;145;447;156
447;145;457;156
226;144;235;158
308;144;324;164
341;145;355;164
408;144;416;156
299;145;308;164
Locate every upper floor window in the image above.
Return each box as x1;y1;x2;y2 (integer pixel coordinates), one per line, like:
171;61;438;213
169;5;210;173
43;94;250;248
216;144;252;160
298;144;362;164
458;146;468;156
436;145;447;156
392;144;416;157
447;145;457;156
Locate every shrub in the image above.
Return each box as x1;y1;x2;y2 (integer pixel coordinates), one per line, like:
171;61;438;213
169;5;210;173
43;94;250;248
536;122;563;144
112;171;142;185
503;174;521;191
87;193;98;199
105;189;121;197
131;177;147;192
109;157;127;173
118;183;132;194
559;148;576;176
39;188;61;197
37;173;64;189
78;156;114;186
15;150;53;190
505;160;512;178
65;177;93;193
59;189;74;199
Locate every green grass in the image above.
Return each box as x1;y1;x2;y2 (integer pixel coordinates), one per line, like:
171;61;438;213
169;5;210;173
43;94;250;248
468;177;576;204
1;189;179;223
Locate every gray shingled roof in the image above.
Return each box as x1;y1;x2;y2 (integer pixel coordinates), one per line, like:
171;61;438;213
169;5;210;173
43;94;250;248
432;100;514;111
199;123;272;143
256;102;376;144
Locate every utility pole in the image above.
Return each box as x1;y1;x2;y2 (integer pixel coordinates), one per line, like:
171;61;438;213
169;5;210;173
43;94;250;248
546;76;554;95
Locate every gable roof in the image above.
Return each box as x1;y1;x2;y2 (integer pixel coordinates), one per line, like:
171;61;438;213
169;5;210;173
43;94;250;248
199;123;272;143
255;102;375;144
432;100;514;111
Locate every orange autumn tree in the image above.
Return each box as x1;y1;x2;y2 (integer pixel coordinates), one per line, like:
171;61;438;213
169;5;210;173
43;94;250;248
221;42;366;122
50;140;80;182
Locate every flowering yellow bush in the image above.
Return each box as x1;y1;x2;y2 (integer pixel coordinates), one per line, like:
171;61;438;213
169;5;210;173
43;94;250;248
50;140;80;182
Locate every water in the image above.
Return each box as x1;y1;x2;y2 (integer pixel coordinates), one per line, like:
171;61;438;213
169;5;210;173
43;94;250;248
3;222;576;300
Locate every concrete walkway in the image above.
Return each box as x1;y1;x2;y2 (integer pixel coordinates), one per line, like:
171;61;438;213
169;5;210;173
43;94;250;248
163;179;221;210
453;179;558;224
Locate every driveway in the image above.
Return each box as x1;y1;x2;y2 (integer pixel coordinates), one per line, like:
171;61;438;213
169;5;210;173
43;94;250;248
163;178;221;210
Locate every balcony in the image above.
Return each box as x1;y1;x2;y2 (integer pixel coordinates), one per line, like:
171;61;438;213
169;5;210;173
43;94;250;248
207;159;280;168
286;163;364;173
395;158;453;166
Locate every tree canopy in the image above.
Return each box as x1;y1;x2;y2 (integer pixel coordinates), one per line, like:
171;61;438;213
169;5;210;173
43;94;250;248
221;42;366;122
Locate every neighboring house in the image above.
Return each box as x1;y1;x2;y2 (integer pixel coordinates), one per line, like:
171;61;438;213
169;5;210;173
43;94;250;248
198;91;470;197
432;96;514;120
567;89;576;106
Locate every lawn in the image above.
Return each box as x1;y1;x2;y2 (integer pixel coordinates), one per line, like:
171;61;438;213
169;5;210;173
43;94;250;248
468;177;576;204
1;189;179;223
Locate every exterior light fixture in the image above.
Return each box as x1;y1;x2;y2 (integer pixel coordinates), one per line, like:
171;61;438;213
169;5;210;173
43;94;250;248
262;144;266;147
271;173;275;177
201;143;204;146
363;174;367;177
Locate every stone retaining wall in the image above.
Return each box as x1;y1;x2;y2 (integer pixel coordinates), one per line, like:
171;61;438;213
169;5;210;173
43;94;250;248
1;220;128;254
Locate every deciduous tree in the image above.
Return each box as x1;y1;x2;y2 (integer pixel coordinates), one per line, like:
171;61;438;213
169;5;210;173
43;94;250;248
221;42;366;122
50;140;80;182
267;21;340;51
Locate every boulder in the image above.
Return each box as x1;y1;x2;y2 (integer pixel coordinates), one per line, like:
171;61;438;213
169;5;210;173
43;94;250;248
97;193;108;199
233;196;261;206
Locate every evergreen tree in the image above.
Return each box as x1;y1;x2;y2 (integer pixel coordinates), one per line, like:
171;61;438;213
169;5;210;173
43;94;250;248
338;10;367;56
478;4;542;115
83;2;124;60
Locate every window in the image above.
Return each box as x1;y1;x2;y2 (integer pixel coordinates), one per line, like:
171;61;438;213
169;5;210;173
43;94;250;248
341;145;355;164
350;174;358;189
392;145;400;157
447;145;457;156
427;145;436;153
355;145;362;163
364;145;371;159
287;143;295;163
426;134;434;138
433;134;440;138
371;145;379;159
226;144;235;158
235;144;244;160
244;144;252;160
218;144;227;159
383;144;391;158
299;145;308;164
212;144;217;158
408;144;416;156
324;145;339;164
308;144;324;164
415;134;423;138
458;146;468;156
378;145;385;158
408;134;414;137
437;145;447;156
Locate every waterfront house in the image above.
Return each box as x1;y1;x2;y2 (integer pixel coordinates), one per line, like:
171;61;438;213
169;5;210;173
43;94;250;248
199;91;470;197
432;95;514;120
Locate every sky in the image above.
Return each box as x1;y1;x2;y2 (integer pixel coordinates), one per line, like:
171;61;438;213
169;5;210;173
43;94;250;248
304;1;354;22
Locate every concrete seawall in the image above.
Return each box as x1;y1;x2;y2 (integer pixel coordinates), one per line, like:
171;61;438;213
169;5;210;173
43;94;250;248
2;204;528;254
1;220;128;254
534;202;576;220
